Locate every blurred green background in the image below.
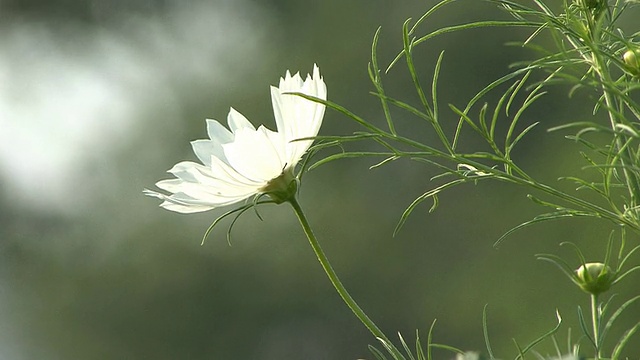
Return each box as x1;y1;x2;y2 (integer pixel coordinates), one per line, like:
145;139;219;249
1;0;639;359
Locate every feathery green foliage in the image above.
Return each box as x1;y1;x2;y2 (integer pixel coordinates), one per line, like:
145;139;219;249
302;0;640;358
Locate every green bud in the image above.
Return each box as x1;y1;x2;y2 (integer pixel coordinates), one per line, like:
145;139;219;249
575;0;607;14
623;49;640;76
575;262;614;295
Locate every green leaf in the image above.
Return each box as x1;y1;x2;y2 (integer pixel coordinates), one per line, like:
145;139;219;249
369;344;390;360
514;310;563;359
394;179;467;236
308;151;395;171
369;26;396;135
577;306;597;348
201;200;275;245
600;295;640;344
611;322;640;360
482;305;496;360
493;211;595;248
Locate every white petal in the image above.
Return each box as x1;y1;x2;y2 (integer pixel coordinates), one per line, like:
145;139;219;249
167;192;242;209
143;189;215;213
227;107;255;132
206;119;234;143
190;119;234;166
168;161;260;195
271;64;326;165
160;202;214;214
222;126;286;182
144;189;238;213
191;140;217;167
270;86;287;139
156;179;254;206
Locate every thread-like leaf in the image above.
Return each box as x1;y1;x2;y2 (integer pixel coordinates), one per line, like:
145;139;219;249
482;305;496;360
394;179;467;236
600;295;640;343
611;322;640;360
514;310;563;359
494;211;594;248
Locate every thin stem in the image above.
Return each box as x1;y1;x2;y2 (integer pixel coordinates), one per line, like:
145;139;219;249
591;293;601;359
590;45;640;209
288;196;405;359
578;6;640;214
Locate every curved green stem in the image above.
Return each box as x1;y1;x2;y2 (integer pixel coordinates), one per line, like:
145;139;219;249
288;196;404;359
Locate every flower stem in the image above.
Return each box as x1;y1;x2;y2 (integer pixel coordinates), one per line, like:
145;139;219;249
288;196;404;359
591;293;601;359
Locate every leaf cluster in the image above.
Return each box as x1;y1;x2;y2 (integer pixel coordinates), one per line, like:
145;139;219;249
302;0;640;241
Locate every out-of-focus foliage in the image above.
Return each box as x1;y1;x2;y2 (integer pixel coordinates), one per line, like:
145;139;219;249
1;0;638;359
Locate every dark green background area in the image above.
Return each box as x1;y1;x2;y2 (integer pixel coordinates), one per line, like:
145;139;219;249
1;1;639;359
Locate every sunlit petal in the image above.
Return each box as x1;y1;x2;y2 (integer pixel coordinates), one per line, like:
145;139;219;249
163;163;258;198
227;107;255;132
222;126;286;182
271;63;326;165
191;119;237;166
206;118;234;143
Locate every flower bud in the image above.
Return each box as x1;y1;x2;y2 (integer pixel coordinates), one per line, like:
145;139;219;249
575;0;605;10
575;262;614;295
623;49;640;76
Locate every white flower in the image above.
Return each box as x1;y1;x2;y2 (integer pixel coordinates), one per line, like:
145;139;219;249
145;65;326;213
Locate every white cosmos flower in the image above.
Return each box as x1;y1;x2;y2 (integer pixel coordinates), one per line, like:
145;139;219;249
145;65;326;213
